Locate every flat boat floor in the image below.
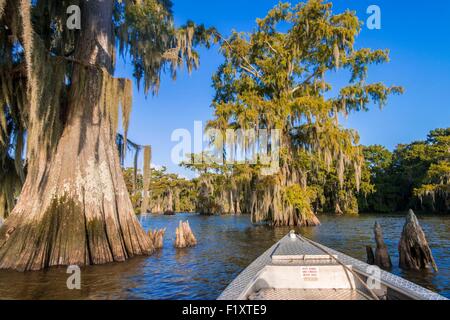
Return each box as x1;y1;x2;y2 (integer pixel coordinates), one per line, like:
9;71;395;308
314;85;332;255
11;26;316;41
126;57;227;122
249;288;370;301
219;233;447;300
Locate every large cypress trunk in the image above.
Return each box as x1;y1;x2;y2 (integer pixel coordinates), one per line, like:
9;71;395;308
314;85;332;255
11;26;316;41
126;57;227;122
0;1;153;271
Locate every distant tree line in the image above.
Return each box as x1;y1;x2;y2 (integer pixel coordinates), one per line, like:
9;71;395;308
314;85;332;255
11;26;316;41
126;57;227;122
123;167;197;214
359;128;449;214
122;128;449;218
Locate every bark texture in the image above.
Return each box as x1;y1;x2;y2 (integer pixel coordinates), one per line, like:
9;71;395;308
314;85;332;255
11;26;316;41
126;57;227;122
399;210;438;272
174;221;197;248
148;229;166;249
374;222;392;270
366;246;375;265
0;0;153;271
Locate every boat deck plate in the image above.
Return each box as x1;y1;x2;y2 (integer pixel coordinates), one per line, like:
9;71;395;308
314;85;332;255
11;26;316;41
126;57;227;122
248;288;370;301
271;237;336;262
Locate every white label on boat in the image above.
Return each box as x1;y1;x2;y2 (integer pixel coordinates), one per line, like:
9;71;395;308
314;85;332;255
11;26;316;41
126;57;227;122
300;266;319;281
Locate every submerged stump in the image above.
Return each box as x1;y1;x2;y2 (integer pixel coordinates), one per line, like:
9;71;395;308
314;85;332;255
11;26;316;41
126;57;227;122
399;210;438;272
175;220;197;248
366;246;375;265
148;229;166;249
374;222;392;270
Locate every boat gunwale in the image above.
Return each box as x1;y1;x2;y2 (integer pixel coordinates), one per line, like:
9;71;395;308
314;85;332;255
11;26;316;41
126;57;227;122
217;234;447;301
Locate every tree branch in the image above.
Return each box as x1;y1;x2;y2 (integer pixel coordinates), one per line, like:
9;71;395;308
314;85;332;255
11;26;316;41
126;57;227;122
265;40;279;55
291;68;322;94
214;31;262;79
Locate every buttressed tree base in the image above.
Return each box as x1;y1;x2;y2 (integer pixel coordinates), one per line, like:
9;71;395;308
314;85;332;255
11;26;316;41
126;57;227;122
0;0;215;271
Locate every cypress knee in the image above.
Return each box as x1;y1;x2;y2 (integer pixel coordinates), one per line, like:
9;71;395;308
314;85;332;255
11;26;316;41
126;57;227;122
374;222;392;270
366;246;375;265
175;221;197;248
399;210;438;272
149;229;166;249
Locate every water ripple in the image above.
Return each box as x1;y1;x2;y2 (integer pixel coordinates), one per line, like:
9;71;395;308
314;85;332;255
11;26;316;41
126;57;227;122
0;213;448;299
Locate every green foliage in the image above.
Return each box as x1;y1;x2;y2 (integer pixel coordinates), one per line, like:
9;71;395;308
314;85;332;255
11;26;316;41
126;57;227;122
284;185;316;217
205;0;402;223
181;157;243;215
123;166;196;213
361;128;449;213
115;0;218;94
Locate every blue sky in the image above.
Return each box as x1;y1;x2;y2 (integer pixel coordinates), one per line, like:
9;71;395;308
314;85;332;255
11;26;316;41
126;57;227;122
115;0;450;178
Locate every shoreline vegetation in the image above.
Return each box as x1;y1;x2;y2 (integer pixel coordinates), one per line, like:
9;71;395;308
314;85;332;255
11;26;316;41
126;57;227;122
122;128;450;218
0;0;447;273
